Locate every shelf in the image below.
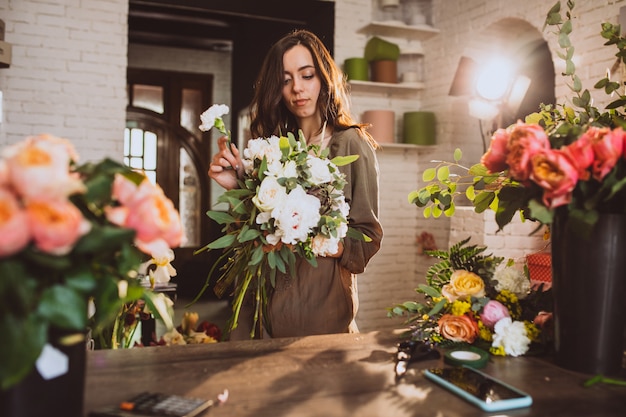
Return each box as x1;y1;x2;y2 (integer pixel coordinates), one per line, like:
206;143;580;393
348;79;424;93
359;21;440;41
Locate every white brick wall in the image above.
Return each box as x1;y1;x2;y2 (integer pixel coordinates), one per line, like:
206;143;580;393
1;0;623;333
0;0;128;162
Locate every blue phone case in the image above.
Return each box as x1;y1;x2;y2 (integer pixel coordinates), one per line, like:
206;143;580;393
423;366;533;412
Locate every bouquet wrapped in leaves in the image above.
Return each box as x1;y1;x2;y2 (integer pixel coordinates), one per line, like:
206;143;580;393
195;105;367;337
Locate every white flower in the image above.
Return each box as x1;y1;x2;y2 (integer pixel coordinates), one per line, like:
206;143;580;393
311;234;340;256
199;104;229;132
267;159;297;179
332;194;350;217
139;246;177;285
244;136;282;166
252;176;288;212
307;155;333;185
492;317;531;357
273;186;321;244
494;266;531;299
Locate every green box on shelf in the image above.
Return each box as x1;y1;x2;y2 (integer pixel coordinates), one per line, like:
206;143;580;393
364;36;400;62
403;111;436;145
344;57;368;81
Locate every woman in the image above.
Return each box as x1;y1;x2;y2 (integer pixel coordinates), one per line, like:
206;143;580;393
209;29;383;339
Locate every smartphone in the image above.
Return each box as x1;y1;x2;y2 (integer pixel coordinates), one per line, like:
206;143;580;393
88;392;213;417
423;366;533;412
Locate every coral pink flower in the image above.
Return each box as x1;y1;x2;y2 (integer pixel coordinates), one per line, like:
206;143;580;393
530;149;579;208
3;133;83;200
481;128;510;173
587;127;625;181
26;198;91;255
505;122;551;182
437;313;480;343
561;132;594;180
108;174;184;254
480;300;511;329
0;188;31;257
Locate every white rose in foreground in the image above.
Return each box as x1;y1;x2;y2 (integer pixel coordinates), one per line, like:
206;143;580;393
253;176;288;212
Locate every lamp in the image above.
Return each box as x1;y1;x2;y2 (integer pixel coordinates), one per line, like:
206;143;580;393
449;55;531;125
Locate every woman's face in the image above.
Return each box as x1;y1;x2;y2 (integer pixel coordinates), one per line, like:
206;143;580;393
281;44;322;123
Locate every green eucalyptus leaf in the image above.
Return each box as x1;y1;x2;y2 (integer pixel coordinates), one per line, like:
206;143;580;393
207;210;235;225
437;166;450;181
423;167;436;181
207;234;236;249
330;154;359;166
453;148;463;161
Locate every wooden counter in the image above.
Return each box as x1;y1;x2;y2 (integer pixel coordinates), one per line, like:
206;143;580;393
84;330;625;417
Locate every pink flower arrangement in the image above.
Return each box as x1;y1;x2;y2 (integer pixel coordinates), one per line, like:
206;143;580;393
0;133;183;390
410;7;626;233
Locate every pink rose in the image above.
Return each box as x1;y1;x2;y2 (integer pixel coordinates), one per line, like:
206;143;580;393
561;133;594;180
530;149;578;208
3;134;82;200
481;128;510;173
437;314;479;343
108;174;184;254
26;198;91;255
480;300;510;329
587;127;624;181
0;188;31;257
505;122;551;182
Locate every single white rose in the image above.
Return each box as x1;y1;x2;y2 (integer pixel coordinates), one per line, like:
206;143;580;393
252;176;288;212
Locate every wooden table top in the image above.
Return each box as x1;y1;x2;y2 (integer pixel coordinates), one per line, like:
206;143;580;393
84;330;625;417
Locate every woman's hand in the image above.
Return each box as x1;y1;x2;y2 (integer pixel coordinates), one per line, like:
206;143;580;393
208;136;244;190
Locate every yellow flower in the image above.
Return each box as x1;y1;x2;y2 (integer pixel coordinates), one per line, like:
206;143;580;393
450;300;471;316
490;345;506;356
524;321;541;342
441;270;486;301
478;321;493;342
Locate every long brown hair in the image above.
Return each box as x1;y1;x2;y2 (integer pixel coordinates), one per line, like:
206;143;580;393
248;29;376;147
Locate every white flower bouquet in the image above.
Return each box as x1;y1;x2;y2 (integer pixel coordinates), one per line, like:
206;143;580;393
195;105;368;337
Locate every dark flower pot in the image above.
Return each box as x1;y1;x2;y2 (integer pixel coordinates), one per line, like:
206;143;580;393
0;328;87;417
551;210;626;376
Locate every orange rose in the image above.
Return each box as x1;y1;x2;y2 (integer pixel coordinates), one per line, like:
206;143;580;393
530;149;578;209
438;314;479;343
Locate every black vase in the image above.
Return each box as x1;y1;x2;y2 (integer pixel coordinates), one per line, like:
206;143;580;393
551;210;626;376
0;328;87;417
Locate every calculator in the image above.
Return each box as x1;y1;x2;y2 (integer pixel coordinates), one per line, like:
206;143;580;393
88;392;213;417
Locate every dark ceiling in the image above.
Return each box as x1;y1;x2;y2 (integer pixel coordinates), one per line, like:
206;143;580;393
128;0;332;52
128;0;335;138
